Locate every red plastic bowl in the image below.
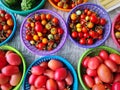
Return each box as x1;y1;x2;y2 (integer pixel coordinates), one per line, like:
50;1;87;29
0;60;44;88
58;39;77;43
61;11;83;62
112;13;120;48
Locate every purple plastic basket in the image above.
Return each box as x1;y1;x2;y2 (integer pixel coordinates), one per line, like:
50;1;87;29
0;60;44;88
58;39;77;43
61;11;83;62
66;3;111;48
20;9;67;55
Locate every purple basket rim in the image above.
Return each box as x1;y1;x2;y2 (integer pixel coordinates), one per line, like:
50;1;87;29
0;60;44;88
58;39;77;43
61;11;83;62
20;9;68;55
111;13;120;48
66;3;111;48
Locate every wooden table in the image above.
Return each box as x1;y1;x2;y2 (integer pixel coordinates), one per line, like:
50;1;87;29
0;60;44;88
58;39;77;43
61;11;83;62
4;1;120;90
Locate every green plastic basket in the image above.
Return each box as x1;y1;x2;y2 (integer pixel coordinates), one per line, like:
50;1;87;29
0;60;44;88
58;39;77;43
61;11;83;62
0;45;26;90
77;46;120;90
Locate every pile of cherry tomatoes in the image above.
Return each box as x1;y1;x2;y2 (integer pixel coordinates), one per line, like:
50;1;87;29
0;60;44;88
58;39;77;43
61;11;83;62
25;13;64;51
69;8;106;45
28;59;73;90
0;9;14;43
82;50;120;90
53;0;88;9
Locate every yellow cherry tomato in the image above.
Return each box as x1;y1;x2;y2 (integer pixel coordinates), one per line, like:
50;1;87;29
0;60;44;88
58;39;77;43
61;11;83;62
70;13;77;21
41;20;47;26
33;35;39;41
42;38;48;44
37;32;43;37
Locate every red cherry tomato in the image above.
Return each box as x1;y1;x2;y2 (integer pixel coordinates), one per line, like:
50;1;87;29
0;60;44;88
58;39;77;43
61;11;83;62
112;82;120;90
78;32;84;38
99;50;109;60
71;31;78;38
5;13;11;20
83;74;95;88
90;15;98;23
100;18;106;25
52;17;59;25
86;68;97;77
84;32;89;38
37;43;45;50
88;57;100;70
82;56;90;68
57;28;64;35
79;38;86;45
109;53;120;65
87;38;93;45
82;27;88;33
25;35;33;41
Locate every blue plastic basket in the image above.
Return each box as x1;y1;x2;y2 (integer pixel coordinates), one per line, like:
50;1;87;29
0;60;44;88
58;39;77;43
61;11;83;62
22;55;78;90
0;4;17;46
66;3;111;48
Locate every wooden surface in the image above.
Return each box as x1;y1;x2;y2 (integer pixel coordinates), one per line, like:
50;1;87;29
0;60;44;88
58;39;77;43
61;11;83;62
4;1;120;90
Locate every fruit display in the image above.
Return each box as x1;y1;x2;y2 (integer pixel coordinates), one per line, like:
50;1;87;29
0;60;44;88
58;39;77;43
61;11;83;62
0;50;22;90
79;47;120;90
24;13;64;51
49;0;88;11
69;8;106;45
0;9;14;43
114;19;120;44
27;59;73;90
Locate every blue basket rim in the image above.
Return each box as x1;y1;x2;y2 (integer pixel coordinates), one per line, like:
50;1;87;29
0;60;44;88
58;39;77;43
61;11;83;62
66;3;111;48
22;55;78;90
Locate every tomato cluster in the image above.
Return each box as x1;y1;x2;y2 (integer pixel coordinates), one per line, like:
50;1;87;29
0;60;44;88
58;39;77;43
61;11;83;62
82;50;120;90
114;20;120;44
0;10;14;42
0;50;22;90
25;13;64;51
53;0;88;9
69;9;106;45
29;59;73;90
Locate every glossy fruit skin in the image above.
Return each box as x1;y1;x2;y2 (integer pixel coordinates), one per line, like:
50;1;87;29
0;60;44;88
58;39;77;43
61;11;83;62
97;64;113;83
6;53;21;65
54;68;67;81
92;84;105;90
0;56;7;70
90;15;98;23
86;68;97;77
1;83;12;90
57;80;66;90
113;73;120;83
100;18;106;25
83;74;95;88
82;56;90;68
48;60;63;71
0;73;10;85
88;57;100;70
44;69;55;79
34;75;48;88
112;82;120;90
29;74;38;85
65;71;73;86
94;76;102;84
46;79;57;90
31;66;45;75
104;59;118;72
109;53;120;64
2;65;19;76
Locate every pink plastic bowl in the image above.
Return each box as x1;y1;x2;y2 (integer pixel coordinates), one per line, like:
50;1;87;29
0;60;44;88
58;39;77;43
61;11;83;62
112;13;120;48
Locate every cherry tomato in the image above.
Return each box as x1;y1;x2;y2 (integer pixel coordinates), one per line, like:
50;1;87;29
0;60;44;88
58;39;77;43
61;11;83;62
52;17;59;25
86;68;97;77
0;24;3;30
0;10;6;15
90;15;98;23
112;82;120;90
29;74;38;85
100;18;106;25
82;27;88;33
34;14;41;21
5;13;11;20
79;38;86;45
46;79;57;90
25;34;33;41
94;76;103;84
71;31;78;38
46;14;52;20
83;74;95;88
97;64;113;83
71;13;77;21
109;53;120;64
113;73;120;83
104;59;118;72
87;10;92;16
40;14;46;20
80;14;85;19
88;57;100;70
37;43;45;50
82;56;90;68
57;28;64;35
35;22;43;32
92;84;105;90
97;29;103;35
89;30;96;38
78;32;84;38
87;38;93;45
99;50;109;60
54;0;60;3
